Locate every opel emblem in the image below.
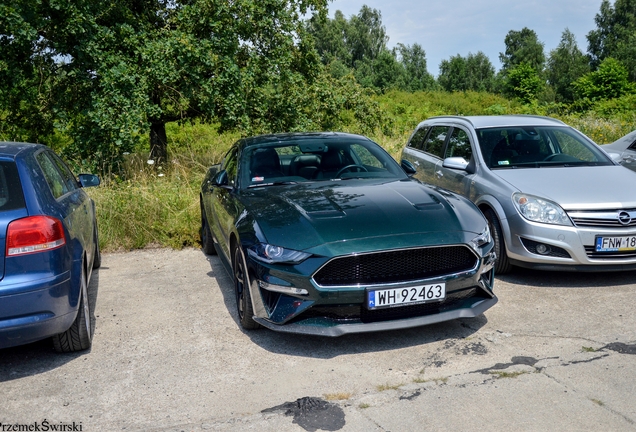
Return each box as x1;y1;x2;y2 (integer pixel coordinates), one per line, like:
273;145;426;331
618;211;632;225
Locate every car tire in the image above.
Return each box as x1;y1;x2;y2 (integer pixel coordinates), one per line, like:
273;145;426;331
200;206;217;255
233;246;260;330
484;208;513;275
92;227;102;269
52;263;93;352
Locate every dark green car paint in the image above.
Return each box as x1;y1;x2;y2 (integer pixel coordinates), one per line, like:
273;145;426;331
201;132;497;336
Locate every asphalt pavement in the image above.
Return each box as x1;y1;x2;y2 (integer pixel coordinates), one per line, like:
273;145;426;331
1;248;635;431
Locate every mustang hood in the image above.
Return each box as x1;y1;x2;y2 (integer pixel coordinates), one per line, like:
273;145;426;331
494;165;636;210
242;179;484;253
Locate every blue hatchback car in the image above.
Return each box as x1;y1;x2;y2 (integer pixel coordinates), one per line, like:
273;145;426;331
0;142;100;352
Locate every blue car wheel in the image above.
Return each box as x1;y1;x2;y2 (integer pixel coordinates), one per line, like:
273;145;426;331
52;263;93;352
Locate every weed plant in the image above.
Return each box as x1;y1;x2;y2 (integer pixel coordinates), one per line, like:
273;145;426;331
89;92;634;251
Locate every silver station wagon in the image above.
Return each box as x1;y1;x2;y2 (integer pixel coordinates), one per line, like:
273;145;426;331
400;115;636;273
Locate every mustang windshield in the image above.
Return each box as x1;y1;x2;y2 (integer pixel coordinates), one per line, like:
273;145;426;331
242;139;406;188
476;126;613;169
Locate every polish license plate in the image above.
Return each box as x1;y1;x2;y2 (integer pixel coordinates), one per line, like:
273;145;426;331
367;283;446;310
595;236;636;252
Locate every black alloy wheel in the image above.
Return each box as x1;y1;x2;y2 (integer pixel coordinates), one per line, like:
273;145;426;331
233;247;260;330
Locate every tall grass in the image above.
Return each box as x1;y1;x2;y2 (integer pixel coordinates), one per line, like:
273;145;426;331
88;93;634;252
89;124;238;251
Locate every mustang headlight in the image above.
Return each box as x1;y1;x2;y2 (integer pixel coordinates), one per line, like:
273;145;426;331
247;243;311;264
512;193;572;226
469;225;492;252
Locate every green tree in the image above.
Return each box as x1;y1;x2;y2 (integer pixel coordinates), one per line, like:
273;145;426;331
573;57;634;101
438;55;468;92
347;6;389;66
0;0;332;169
394;43;435;92
464;52;496;92
438;52;494;92
499;27;546;74
587;0;636;80
307;5;399;90
546;29;590;102
306;10;352;66
307;5;388;69
505;62;544;103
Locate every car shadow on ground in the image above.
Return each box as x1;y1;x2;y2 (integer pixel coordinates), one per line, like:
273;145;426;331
0;268;101;382
204;252;490;359
497;266;636;288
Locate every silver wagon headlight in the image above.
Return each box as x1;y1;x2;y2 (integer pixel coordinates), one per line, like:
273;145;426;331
512;193;572;226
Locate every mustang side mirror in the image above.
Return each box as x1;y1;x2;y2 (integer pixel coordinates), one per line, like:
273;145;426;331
78;174;100;188
214;170;229;186
401;159;417;175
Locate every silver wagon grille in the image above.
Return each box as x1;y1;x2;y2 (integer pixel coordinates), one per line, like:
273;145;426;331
568;209;636;229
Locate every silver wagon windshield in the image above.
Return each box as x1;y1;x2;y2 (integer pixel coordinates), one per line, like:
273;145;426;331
476;126;613;169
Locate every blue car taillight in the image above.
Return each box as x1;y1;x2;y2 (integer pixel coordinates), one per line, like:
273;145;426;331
6;215;66;256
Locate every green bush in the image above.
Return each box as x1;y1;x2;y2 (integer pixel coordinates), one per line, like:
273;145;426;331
88;90;633;251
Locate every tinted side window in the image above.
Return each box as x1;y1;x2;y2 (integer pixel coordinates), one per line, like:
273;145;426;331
445;128;473;160
49;152;78;192
408;127;429;150
36;152;70;199
222;147;239;187
0;161;26;211
423;126;449;158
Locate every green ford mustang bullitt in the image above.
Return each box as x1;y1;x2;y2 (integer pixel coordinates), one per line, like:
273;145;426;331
200;132;497;336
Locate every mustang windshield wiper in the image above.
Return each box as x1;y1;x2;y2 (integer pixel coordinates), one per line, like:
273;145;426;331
248;181;298;188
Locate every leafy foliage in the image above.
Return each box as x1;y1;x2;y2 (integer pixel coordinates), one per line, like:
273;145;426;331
546;29;590;102
499;27;546;74
4;0;380;172
394;43;436;92
438;52;495;92
307;6;433;93
587;0;636;80
504;63;544;103
573;57;634;101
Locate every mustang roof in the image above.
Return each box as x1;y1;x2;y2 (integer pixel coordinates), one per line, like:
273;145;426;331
240;132;371;148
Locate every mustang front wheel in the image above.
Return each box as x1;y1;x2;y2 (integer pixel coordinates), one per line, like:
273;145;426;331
233;246;260;330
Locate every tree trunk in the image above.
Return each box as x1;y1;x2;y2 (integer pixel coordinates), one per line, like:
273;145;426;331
149;121;168;163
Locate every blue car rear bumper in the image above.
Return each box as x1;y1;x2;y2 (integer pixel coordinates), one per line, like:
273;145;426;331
0;271;77;349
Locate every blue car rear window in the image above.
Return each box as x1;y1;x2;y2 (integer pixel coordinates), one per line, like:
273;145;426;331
0;161;26;211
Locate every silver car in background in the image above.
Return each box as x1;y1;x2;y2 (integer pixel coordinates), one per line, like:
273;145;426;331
400;115;636;273
602;129;636;172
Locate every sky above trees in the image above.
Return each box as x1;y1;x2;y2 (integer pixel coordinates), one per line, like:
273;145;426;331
329;0;602;75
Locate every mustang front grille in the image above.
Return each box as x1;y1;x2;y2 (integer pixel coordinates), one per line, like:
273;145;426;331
312;245;478;287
